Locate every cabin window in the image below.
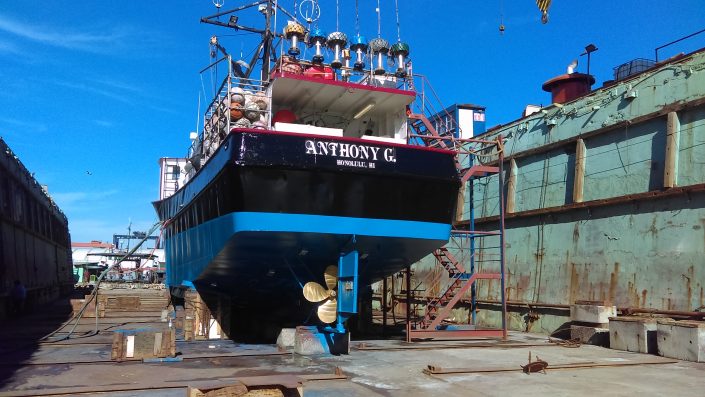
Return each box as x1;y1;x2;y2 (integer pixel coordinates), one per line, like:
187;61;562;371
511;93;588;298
167;165;180;181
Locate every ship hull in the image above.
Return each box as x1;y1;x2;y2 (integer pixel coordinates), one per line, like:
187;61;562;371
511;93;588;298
154;129;459;332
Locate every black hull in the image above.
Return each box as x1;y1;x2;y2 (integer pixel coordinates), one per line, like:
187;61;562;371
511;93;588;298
154;129;459;337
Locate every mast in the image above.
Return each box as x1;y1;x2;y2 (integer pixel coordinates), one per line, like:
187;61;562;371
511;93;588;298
200;0;282;82
261;0;273;81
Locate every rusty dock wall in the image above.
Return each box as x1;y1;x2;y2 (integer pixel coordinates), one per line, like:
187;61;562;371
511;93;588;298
406;49;705;334
0;138;73;319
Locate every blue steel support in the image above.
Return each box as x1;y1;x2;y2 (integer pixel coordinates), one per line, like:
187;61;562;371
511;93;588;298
334;250;359;333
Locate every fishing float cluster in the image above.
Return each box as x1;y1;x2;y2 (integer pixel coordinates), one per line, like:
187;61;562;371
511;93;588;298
283;21;410;78
201;88;271;158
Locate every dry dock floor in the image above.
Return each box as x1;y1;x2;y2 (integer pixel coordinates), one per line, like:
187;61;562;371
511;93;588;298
1;296;704;396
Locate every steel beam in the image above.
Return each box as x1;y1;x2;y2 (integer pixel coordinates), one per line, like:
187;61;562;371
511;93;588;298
466;183;705;225
460;165;500;182
408;329;505;340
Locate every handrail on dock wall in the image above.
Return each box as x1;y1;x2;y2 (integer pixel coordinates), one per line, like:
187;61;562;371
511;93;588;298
655;28;705;62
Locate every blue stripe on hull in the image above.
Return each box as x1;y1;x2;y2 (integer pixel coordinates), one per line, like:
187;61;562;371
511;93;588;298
165;212;450;288
225;212;450;237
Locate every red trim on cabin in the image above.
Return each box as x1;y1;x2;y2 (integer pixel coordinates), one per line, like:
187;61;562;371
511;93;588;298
270;72;417;98
230;128;457;155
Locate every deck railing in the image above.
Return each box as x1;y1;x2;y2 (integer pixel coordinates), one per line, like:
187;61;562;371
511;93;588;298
193;56;272;166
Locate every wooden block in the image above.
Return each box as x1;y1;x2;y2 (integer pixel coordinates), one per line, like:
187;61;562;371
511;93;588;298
185;316;194;341
133;333;150;357
111;328;175;361
242;389;285;396
111;332;124;361
187;384;248;397
70;298;97;317
187;386;205;397
169;328;176;357
114;296;141;309
154;332;163;357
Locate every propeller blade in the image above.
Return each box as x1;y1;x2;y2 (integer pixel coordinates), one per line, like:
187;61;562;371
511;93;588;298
318;298;337;323
324;265;338;290
303;281;329;302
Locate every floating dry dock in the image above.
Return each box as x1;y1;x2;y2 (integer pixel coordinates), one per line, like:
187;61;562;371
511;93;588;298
1;286;705;396
389;46;705;335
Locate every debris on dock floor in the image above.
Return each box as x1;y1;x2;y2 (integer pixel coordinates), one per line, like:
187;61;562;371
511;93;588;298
1;288;704;397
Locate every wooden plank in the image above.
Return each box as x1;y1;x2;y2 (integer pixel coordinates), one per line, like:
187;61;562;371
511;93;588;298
664;111;680;188
203;385;249;397
169;328;176;357
185;315;194;341
153;332;163;357
110;332;123;361
506;159;518;213
573;138;586;203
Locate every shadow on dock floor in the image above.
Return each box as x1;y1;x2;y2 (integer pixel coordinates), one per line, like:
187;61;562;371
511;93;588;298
0;292;77;389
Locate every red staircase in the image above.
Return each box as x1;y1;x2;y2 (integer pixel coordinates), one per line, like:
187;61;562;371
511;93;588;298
404;101;508;341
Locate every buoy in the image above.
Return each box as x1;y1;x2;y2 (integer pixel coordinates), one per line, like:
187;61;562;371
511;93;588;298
303;65;334;80
244;102;260;121
230;103;244;120
272;109;297;124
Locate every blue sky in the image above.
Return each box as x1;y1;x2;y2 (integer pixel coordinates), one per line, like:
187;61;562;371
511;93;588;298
0;1;703;243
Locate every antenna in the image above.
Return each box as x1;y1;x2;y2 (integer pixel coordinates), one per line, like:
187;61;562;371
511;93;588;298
376;0;381;38
394;0;401;42
580;44;598;76
298;0;320;26
354;0;360;34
